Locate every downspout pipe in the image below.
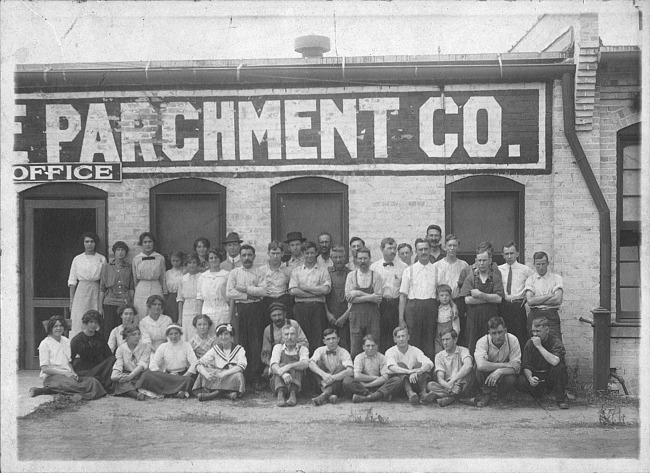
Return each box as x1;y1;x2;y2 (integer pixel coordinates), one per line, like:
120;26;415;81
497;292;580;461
561;72;611;311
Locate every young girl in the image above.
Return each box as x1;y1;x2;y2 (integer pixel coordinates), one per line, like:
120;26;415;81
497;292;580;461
434;284;460;355
165;251;184;324
189;314;217;359
177;253;202;342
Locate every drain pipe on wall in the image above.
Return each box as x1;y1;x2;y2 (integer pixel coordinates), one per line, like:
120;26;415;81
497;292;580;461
562;72;613;391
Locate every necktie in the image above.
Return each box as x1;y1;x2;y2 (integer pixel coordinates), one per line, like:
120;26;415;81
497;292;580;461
142;256;155;261
507;265;513;295
383;262;394;267
326;350;337;355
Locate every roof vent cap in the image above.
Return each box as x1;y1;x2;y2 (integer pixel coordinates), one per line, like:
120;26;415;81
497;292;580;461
295;35;331;58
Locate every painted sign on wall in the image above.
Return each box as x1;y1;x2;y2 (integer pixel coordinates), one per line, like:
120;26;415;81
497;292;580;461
14;84;551;177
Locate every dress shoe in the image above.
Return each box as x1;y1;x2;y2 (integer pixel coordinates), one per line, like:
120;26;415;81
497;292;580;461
277;391;287;407
420;392;436;403
352;394;366;403
287;390;297;406
437;396;455;407
312;393;328;406
408;392;420;405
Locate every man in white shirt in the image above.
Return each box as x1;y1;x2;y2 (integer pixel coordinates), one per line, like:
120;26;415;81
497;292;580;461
473;316;521;407
370;237;407;353
289;241;332;351
384;326;435;404
399;238;437;360
316;232;334;269
309;328;353;405
524;251;564;340
226;244;266;388
345;247;383;359
498;241;534;350
221;232;243;271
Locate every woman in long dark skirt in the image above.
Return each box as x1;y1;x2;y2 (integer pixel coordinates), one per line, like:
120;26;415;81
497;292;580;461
135;324;197;399
29;315;106;400
70;310;116;392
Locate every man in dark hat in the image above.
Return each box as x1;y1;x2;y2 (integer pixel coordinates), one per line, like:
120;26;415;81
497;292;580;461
260;302;309;380
221;232;243;271
284;231;306;271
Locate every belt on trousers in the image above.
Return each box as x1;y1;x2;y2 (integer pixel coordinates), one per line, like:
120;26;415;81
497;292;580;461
507;298;525;304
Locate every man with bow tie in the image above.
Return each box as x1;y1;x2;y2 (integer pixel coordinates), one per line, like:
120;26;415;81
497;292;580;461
370;237;407;353
498;241;534;350
309;328;353;406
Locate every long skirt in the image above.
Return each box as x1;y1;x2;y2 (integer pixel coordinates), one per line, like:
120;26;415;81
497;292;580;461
135;370;195;396
193;369;245;394
76;356;116;393
164;292;179;324
71;280;100;338
43;374;107;400
112;371;143;396
133;280;164;326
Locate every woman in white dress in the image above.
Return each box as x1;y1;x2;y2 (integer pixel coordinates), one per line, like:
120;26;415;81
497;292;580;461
177;253;202;342
139;295;172;352
107;304;137;354
68;232;106;338
132;232;168;325
197;248;231;335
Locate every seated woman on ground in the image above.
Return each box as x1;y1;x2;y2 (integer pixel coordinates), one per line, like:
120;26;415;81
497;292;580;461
189;314;217;359
70;309;116;392
139;295;172;352
135;324;198;399
107;304;137;354
111;324;151;401
193;323;247;402
30;315;106;400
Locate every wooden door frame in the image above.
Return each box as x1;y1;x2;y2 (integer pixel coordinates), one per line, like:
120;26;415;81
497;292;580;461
270;177;349;248
20;184;107;369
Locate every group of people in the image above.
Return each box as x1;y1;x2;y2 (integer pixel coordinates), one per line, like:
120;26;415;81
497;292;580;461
31;224;569;409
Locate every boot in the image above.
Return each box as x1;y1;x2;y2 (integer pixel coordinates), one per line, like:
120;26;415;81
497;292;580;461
311;393;328;406
352;394;367;403
366;391;384;403
29;387;46;397
277;390;287;407
198;390;221;402
287;388;298;407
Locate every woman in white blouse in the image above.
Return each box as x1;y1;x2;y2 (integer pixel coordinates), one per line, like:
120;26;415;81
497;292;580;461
68;232;106;337
135;324;197;399
107;304;137;354
29;315;106;400
139;295;172;352
197;248;231;335
132;232;168;325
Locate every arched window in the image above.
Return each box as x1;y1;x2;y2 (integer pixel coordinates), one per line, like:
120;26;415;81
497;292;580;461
616;123;640;320
150;178;226;258
271;177;348;249
445;175;525;265
20;183;107;369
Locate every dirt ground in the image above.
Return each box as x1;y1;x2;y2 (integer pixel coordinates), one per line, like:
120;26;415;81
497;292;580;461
17;388;640;465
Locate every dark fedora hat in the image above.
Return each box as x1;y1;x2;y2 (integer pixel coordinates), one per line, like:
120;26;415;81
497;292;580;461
285;231;306;244
223;232;243;244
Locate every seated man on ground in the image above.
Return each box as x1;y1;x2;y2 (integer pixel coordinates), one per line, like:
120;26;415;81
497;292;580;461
518;316;570;409
270;324;310;407
309;328;353;406
473;316;521;407
344;334;400;403
427;328;477;407
260;302;309;381
384;326;435;405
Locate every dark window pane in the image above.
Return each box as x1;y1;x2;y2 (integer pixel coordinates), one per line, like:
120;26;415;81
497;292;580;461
620;288;640;312
34;208;96;298
277;193;343;247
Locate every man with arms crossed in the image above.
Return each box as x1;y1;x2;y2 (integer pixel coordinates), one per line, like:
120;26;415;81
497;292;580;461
473;316;521;407
370;237;407;353
525;251;564;340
